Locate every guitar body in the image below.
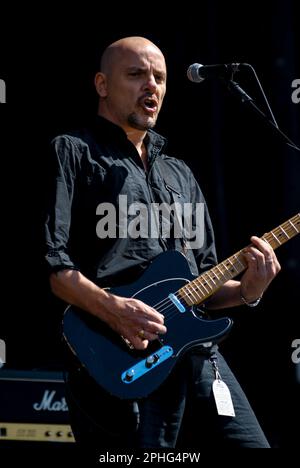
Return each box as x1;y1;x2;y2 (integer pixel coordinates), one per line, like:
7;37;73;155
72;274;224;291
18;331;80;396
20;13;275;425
63;213;300;398
63;251;233;399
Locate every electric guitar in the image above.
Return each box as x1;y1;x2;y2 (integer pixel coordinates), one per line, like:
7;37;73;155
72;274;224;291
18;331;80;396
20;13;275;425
63;213;300;399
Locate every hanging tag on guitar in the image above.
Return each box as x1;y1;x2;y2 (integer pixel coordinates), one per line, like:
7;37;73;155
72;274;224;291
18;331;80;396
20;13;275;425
212;379;235;417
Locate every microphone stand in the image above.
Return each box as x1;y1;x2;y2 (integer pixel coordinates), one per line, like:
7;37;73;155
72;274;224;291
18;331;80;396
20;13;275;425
225;79;300;153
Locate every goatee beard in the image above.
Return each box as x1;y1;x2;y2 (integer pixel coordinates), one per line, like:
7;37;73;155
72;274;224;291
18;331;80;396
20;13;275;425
128;113;155;131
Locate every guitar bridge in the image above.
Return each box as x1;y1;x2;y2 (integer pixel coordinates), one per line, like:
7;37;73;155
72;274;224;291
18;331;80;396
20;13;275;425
121;346;173;384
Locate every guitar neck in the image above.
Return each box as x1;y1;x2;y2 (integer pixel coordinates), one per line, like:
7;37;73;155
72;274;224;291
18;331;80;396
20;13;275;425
178;213;300;306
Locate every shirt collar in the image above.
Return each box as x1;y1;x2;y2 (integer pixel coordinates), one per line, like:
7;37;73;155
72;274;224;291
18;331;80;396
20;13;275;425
91;115;167;157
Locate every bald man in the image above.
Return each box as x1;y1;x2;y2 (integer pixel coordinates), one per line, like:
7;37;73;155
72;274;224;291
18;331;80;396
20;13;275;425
44;36;279;450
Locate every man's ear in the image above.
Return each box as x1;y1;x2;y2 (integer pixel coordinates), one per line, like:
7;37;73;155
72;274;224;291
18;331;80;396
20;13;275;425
94;72;108;97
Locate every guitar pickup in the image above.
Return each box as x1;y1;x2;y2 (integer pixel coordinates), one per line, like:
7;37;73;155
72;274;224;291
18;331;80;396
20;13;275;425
121;346;174;384
169;293;186;313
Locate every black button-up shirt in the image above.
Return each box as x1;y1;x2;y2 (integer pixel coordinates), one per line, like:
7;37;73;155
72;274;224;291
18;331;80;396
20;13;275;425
44;116;217;287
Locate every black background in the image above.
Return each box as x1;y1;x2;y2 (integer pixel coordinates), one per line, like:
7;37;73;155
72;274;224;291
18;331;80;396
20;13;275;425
0;1;299;449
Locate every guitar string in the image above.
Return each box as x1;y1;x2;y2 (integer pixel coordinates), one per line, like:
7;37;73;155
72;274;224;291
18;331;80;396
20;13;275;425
151;270;224;319
148;246;245;319
148;275;220;320
150;244;258;320
157;218;299;321
149;294;184;320
147;241;284;322
141;216;300;323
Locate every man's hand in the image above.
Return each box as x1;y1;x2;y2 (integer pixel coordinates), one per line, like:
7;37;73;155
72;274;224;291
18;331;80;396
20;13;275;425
50;269;166;350
241;236;281;302
102;294;167;350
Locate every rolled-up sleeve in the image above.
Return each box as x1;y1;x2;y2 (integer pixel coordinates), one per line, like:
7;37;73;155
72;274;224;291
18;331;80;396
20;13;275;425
44;135;81;273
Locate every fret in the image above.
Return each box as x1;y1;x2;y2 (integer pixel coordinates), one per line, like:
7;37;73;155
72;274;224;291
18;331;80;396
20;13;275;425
289;219;299;233
219;263;233;280
202;272;215;290
197;276;211;294
270;230;281;245
206;270;217;287
193;278;208;297
232;253;245;271
278;225;289;240
189;281;203;302
226;258;238;273
181;286;196;306
208;269;225;290
283;223;294;236
215;264;228;281
262;236;271;245
184;284;199;303
211;268;220;282
263;214;300;249
226;256;243;277
222;258;238;279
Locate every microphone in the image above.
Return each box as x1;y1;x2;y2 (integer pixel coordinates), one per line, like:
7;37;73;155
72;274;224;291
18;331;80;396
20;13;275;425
187;63;246;83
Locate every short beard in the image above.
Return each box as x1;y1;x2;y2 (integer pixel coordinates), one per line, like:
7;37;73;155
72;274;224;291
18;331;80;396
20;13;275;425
127;113;156;131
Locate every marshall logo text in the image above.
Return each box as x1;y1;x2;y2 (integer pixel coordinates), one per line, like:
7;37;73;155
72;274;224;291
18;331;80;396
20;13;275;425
33;390;69;412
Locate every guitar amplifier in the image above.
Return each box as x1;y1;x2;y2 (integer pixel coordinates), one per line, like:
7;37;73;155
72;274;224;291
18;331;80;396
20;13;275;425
0;369;75;444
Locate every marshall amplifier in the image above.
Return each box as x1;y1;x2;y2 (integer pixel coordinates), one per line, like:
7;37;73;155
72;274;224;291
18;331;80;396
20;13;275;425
0;369;75;443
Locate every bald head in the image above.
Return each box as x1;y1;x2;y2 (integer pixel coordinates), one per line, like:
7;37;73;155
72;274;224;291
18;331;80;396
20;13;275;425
100;36;165;75
95;36;167;135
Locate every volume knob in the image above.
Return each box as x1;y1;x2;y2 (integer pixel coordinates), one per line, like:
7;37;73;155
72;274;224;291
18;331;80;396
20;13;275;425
125;369;135;381
145;354;159;368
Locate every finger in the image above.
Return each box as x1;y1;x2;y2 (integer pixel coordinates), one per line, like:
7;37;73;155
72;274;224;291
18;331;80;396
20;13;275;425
264;257;275;268
144;321;167;335
265;256;281;275
137;329;160;341
250;236;275;259
243;249;259;272
247;244;280;277
146;307;165;323
249;238;280;274
130;334;149;350
134;322;166;338
246;246;269;273
135;301;165;323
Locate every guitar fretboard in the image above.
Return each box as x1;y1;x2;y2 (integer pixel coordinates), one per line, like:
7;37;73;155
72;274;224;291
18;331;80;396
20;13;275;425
178;213;300;306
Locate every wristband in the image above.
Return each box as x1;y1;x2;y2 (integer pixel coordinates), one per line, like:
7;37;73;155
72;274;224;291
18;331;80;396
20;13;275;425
240;293;262;307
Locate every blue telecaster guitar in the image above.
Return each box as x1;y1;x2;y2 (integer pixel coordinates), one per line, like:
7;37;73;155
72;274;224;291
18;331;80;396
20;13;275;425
63;213;299;399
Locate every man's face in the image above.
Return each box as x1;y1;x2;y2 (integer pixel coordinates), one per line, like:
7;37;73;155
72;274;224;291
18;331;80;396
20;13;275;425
101;44;167;132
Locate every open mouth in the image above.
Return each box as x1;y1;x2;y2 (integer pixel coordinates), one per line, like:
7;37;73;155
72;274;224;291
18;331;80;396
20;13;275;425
140;97;158;114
